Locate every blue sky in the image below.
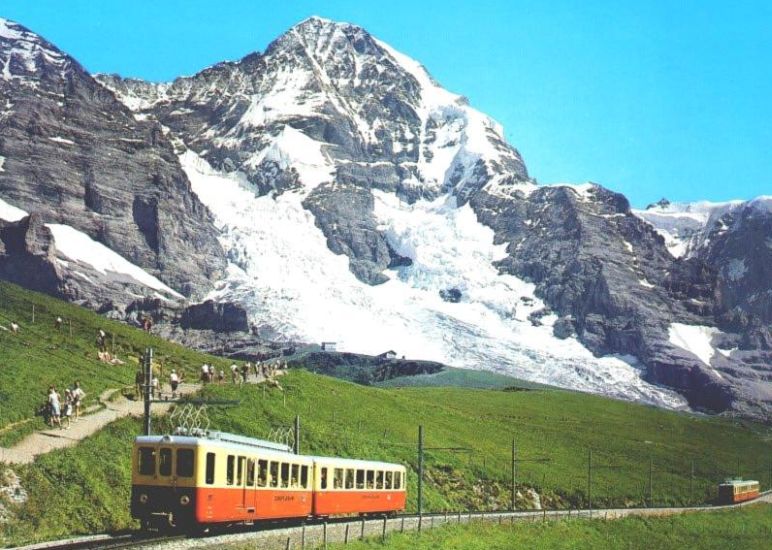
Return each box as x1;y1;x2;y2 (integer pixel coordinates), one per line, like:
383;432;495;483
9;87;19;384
3;0;770;206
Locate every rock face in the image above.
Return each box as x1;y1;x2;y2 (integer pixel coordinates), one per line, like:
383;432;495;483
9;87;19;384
0;18;225;302
0;16;769;420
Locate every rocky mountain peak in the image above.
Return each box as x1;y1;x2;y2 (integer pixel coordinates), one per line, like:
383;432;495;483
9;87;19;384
0;17;76;88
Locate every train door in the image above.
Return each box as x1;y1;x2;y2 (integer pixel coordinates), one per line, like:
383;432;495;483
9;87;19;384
237;455;247;510
245;457;257;513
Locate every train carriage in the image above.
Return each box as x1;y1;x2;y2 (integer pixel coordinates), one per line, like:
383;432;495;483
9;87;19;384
717;479;760;504
312;456;407;516
131;430;406;529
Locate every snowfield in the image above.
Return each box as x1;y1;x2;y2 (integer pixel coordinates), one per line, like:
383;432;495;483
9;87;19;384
668;323;719;367
181;150;688;410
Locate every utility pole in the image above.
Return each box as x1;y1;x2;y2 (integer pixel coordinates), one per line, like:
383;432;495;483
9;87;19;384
143;347;153;436
511;439;517;511
294;415;301;455
418;425;424;517
587;448;592;517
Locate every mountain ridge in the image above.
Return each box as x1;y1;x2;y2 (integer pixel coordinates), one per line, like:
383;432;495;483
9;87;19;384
0;16;769;420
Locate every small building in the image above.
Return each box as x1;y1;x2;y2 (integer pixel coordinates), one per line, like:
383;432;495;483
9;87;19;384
377;350;398;360
321;341;338;352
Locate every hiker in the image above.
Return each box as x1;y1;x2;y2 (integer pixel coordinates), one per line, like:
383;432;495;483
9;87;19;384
150;375;159;399
55;316;63;330
62;389;73;429
240;363;249;384
10;321;19;334
142;316;153;332
208;364;215;382
201;363;210;383
96;329;106;352
217;368;225;384
48;386;61;428
71;381;85;420
169;369;180;398
230;363;239;384
252;361;260;377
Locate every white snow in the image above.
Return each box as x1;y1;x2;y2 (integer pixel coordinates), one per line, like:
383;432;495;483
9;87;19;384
0;196;28;221
638;278;655;289
0;155;5;172
668;323;720;367
181;150;688;410
1;17;68;84
245;126;333;190
45;223;183;298
49;136;74;145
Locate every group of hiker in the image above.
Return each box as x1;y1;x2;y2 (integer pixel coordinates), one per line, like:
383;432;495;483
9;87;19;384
44;382;85;430
199;360;287;385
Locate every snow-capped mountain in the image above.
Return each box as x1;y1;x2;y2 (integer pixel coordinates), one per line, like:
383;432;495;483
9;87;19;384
1;16;769;419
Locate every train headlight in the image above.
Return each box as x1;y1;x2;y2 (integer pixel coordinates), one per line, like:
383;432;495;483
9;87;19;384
139;493;149;504
180;495;190;506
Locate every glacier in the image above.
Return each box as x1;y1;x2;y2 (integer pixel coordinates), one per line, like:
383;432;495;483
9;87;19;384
181;150;688;409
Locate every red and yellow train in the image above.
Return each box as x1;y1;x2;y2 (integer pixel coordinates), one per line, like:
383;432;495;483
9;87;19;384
131;430;406;529
717;479;760;504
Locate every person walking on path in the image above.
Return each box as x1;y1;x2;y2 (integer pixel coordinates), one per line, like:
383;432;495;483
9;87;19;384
217;368;224;384
230;363;239;384
240;363;249;384
71;381;85;420
55;316;63;330
135;369;144;400
170;369;180;398
48;386;61;428
62;390;73;429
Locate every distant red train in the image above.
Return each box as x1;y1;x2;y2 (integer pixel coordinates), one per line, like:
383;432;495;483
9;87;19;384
131;430;407;529
717;479;760;504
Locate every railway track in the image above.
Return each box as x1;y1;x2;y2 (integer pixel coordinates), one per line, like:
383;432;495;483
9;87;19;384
14;491;771;550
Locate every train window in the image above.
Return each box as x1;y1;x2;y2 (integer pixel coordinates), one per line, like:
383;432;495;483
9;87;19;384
270;461;279;488
376;471;384;490
226;455;235;485
280;463;290;488
138;447;156;476
291;464;300;488
237;457;245;486
385;471;393;490
176;449;194;477
301;465;309;488
333;468;344;489
321;467;328;490
366;470;375;489
258;460;268;487
247;458;256;486
356;470;365;489
345;469;355;489
205;453;216;485
395;472;402;490
159;448;173;476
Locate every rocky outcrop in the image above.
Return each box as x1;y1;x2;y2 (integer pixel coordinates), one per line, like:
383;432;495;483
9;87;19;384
0;18;225;302
180;300;250;333
0;214;63;296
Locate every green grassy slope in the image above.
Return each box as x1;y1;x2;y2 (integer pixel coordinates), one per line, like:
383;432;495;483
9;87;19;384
3;370;772;545
0;281;230;443
328;504;772;550
375;366;550;390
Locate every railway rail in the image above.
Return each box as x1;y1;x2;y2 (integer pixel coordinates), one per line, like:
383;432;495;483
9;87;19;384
14;490;771;550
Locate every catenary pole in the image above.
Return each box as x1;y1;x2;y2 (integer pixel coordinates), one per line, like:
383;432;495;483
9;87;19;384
418;425;424;516
511;439;517;512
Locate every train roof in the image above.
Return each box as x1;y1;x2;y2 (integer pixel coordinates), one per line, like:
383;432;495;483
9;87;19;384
719;479;759;486
134;433;403;470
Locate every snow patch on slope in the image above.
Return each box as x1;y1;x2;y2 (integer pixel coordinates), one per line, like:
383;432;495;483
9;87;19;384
668;323;720;366
181;149;687;410
0;196;27;221
45;224;183;298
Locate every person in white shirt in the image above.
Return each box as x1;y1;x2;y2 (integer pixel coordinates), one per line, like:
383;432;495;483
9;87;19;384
170;369;180;398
